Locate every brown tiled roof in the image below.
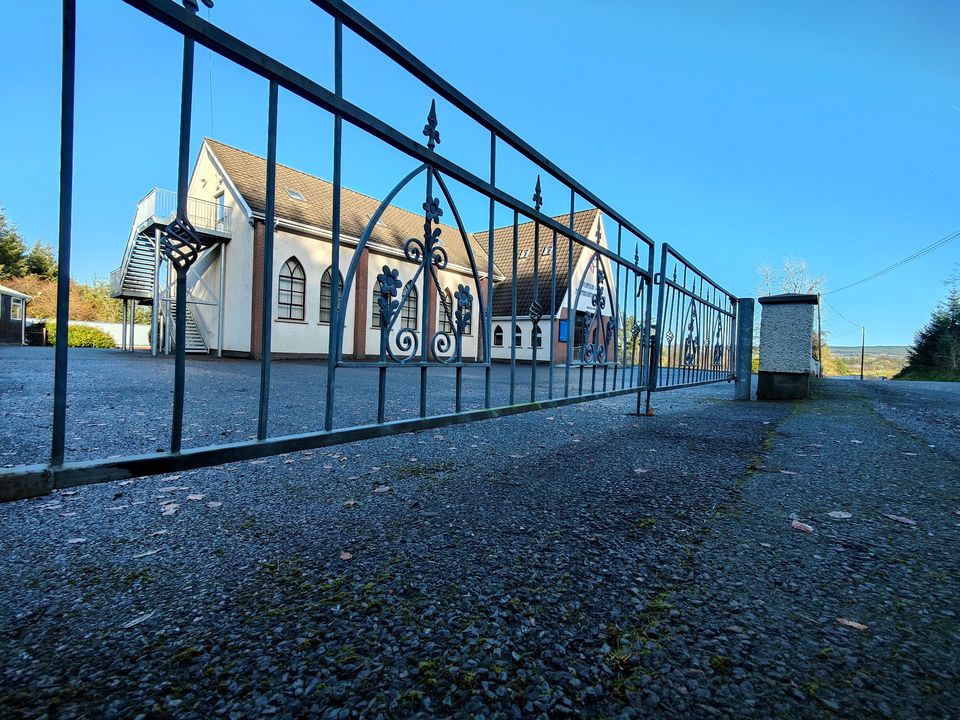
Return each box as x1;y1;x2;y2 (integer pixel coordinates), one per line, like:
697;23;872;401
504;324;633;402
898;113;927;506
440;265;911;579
205;139;497;277
474;208;599;317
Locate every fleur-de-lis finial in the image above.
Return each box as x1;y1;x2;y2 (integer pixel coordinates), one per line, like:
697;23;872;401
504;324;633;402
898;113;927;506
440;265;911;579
532;175;543;212
423;100;440;150
183;0;214;12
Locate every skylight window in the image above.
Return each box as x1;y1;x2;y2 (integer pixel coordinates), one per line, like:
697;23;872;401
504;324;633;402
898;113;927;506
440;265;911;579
518;249;530;260
285;188;306;201
542;246;554;256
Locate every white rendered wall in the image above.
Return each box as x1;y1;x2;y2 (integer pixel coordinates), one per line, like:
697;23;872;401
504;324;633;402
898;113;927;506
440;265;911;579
758;302;815;374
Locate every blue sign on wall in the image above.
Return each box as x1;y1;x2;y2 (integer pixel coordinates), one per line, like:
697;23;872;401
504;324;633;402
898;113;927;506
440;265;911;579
558;319;568;343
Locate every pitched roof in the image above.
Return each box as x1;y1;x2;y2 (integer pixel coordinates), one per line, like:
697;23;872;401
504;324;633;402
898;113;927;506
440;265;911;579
0;284;31;301
474;208;600;317
204;139;498;277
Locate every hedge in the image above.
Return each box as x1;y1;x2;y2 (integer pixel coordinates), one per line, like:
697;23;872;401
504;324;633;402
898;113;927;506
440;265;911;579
45;323;116;349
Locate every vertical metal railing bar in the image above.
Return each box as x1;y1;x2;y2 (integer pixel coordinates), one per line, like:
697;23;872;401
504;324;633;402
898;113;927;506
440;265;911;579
170;15;197;454
564;189;574;398
324;17;343;432
548;228;557;399
646;245;667;411
509;210;518;405
484;131;495;409
419;155;434;419
51;0;76;468
628;261;637;391
614;226;623;391
257;80;279;441
529;178;541;403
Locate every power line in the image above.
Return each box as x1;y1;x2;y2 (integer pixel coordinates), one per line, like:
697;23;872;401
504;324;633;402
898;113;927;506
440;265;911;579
825;227;960;295
822;296;861;328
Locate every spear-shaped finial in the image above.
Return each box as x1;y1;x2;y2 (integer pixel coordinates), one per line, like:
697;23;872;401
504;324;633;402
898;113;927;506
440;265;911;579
183;0;214;12
634;243;639;265
423;100;440;150
532;175;543;212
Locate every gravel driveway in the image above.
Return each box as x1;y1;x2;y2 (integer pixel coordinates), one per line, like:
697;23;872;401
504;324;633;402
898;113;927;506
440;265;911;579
1;350;957;718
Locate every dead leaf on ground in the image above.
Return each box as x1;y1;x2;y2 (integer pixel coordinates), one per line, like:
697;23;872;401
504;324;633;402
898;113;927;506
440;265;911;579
901;452;918;457
149;530;167;537
206;501;223;509
160;503;180;517
883;514;916;526
158;486;180;493
132;549;160;559
60;512;76;518
779;470;798;476
791;520;814;533
344;500;359;508
759;542;772;548
373;485;391;494
633;468;651;475
186;494;205;501
850;440;864;445
121;610;156;629
837;617;868;631
66;537;87;544
339;551;353;561
828;511;853;519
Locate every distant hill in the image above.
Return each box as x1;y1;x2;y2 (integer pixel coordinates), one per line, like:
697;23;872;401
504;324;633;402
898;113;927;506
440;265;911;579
831;345;909;359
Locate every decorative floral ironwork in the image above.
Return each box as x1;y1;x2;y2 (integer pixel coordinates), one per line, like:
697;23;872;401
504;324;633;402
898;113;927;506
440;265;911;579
529;300;543;324
161;215;203;274
422;197;443;224
580;264;611;364
682;302;700;367
454;284;473;337
712;319;724;367
422;99;440;150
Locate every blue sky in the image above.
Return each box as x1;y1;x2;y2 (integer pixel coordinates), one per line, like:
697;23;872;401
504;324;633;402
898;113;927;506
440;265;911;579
1;0;957;345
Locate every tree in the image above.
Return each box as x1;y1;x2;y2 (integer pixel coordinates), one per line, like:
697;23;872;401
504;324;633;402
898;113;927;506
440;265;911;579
904;289;960;372
0;207;27;278
756;258;825;296
25;240;57;279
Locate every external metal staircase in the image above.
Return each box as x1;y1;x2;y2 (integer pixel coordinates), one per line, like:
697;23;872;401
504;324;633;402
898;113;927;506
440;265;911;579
110;189;231;355
166;303;208;354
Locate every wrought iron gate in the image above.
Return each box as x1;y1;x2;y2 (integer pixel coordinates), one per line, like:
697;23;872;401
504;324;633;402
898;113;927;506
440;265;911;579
0;0;744;502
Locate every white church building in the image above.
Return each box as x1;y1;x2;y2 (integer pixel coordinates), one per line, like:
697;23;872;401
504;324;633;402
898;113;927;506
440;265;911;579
110;138;617;364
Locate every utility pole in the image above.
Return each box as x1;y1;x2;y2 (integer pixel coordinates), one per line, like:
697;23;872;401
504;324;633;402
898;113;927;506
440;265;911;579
860;325;867;380
817;295;823;377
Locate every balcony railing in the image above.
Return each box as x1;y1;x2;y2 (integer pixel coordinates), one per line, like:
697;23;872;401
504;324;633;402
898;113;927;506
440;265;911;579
136;188;232;236
111;189;232;296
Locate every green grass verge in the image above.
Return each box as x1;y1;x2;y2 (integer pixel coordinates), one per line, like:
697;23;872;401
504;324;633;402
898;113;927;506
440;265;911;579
892;366;960;382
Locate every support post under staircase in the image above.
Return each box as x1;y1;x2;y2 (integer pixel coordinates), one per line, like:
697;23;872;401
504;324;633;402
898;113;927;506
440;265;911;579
152;227;160;356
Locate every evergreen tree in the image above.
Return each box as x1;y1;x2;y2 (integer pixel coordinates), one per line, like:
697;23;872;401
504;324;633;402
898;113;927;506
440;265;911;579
905;288;960;371
0;208;27;278
24;240;57;279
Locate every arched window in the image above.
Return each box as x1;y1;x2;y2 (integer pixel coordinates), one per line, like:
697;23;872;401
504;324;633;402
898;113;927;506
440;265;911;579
319;266;343;324
493;325;504;347
533;325;543;348
278;257;305;320
514;324;523;347
373;280;418;329
401;282;418;330
438;289;454;334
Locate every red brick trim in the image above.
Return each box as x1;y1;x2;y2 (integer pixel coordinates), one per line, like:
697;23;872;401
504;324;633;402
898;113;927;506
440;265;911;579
352;247;369;360
250;219;265;359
